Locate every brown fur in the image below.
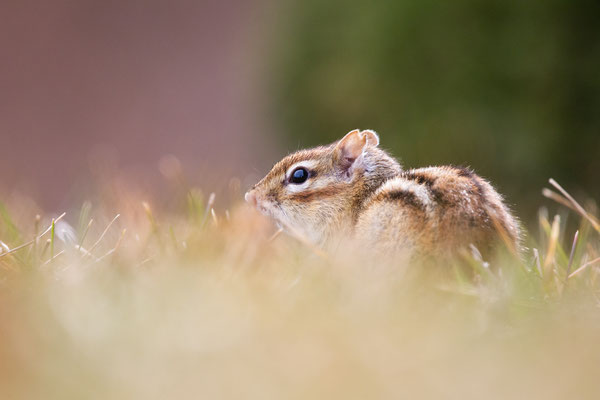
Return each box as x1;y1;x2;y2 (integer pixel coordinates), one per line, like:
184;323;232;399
246;130;520;260
288;184;347;203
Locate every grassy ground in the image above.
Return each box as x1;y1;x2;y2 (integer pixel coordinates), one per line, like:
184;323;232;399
0;178;599;399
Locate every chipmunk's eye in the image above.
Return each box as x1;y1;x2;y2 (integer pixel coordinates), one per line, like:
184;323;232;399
289;167;309;184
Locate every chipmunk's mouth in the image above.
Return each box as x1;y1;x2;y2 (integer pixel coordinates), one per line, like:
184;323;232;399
255;200;278;219
258;201;290;228
248;197;315;242
246;194;273;217
245;190;288;226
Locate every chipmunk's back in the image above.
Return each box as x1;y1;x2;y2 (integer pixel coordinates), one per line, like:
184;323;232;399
356;166;520;258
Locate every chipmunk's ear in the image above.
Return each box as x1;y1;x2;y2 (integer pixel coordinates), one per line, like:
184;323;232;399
361;129;380;147
334;129;379;176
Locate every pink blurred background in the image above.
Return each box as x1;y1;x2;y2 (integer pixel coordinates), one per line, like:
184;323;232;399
1;0;280;210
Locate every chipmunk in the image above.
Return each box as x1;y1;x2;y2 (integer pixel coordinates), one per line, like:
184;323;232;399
245;129;520;260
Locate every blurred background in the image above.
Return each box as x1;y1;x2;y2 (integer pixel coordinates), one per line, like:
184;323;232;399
1;0;599;218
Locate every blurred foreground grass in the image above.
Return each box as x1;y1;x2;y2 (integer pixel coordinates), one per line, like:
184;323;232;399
0;179;599;399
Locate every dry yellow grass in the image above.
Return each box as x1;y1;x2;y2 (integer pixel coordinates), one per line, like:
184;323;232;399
0;179;599;399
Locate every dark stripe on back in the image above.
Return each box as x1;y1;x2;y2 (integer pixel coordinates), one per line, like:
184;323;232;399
381;189;425;209
455;166;474;178
402;170;437;187
402;170;448;205
458;167;487;201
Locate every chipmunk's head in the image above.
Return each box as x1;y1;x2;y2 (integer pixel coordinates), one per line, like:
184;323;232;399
245;129;400;243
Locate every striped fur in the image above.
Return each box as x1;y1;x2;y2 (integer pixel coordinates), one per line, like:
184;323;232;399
246;130;521;260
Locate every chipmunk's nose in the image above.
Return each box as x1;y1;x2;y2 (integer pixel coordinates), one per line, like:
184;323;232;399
244;190;257;207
